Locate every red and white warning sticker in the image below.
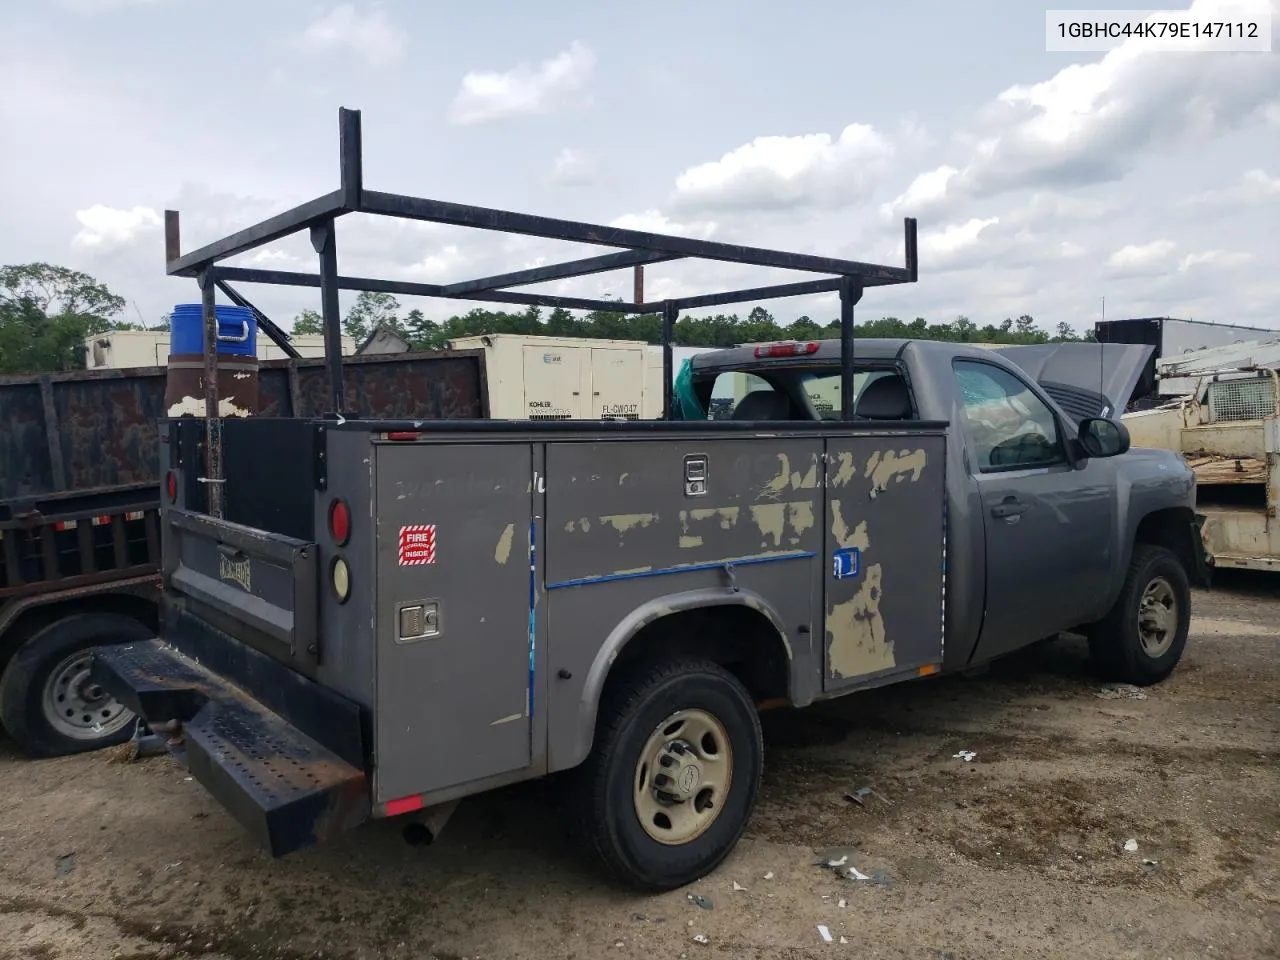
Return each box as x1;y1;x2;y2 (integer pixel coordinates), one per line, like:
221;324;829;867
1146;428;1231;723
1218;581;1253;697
398;524;437;565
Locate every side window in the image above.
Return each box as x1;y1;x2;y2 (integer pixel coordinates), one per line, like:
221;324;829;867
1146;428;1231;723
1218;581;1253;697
952;360;1064;471
708;372;773;420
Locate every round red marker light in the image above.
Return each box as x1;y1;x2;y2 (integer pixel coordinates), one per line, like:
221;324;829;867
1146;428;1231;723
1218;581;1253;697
165;471;177;504
329;498;351;546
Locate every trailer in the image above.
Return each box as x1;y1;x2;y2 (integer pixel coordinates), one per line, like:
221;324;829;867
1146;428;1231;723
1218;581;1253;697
0;348;488;756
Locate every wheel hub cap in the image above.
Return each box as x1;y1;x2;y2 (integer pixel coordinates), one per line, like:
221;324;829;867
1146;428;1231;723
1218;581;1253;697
633;708;733;845
1137;576;1178;657
42;652;132;741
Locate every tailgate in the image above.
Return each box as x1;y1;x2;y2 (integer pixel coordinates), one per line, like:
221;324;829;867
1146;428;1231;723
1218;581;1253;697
162;507;318;667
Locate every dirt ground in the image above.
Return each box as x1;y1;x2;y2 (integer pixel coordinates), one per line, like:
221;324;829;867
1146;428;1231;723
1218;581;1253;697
1;575;1276;960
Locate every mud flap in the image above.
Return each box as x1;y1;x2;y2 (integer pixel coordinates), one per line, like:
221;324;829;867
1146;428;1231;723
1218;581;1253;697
93;640;369;857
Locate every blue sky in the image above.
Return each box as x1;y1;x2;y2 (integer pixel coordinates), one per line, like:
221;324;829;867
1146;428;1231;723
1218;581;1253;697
2;0;1277;335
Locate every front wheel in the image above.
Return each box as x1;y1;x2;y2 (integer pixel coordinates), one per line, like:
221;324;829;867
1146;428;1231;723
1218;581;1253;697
578;658;763;891
1086;544;1191;686
0;613;152;758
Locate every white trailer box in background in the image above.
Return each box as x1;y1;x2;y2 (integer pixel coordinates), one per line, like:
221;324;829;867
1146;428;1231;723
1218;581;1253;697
83;329;356;369
643;345;719;418
448;334;651;420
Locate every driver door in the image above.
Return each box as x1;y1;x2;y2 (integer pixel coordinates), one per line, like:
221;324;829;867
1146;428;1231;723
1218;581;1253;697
955;359;1116;662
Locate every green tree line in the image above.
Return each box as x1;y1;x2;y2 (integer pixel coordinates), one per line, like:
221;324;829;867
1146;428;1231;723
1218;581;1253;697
294;291;1092;352
1;262;1090;376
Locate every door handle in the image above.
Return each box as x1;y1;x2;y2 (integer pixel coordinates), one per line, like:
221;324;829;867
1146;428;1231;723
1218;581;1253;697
990;497;1026;519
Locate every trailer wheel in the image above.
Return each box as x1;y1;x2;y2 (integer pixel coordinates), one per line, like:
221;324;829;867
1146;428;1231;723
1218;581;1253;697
579;657;763;891
0;613;152;758
1086;544;1191;686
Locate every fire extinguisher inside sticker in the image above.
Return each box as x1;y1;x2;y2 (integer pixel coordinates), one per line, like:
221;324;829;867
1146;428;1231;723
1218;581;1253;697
398;525;437;565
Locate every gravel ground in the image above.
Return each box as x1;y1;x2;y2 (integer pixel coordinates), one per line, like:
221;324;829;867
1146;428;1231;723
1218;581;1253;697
1;574;1276;960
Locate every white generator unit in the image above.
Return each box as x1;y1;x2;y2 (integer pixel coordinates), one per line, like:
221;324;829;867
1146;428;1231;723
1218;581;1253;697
84;329;355;369
448;334;650;421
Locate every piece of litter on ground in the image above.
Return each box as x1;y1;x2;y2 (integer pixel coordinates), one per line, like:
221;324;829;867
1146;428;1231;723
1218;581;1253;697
840;936;849;944
838;898;847;908
692;934;709;945
686;893;714;910
732;881;747;892
54;853;76;877
1096;683;1148;701
164;861;183;871
763;871;774;880
1124;838;1139;852
952;750;976;762
615;942;624;949
817;925;834;943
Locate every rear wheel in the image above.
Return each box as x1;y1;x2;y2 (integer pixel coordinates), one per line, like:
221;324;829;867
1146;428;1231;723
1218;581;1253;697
1086;544;1191;686
0;613;152;758
578;657;763;891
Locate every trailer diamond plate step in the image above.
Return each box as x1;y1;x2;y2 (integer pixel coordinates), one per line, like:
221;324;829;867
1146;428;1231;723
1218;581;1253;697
93;640;369;857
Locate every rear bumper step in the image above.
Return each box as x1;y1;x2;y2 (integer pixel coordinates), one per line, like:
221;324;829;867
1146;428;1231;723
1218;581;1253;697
92;640;370;857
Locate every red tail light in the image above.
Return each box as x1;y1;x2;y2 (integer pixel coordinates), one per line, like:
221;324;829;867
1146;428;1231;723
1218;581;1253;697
754;341;819;358
329;498;351;546
165;471;177;503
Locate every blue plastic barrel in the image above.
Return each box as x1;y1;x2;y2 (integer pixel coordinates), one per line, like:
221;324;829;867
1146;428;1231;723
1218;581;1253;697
169;303;257;358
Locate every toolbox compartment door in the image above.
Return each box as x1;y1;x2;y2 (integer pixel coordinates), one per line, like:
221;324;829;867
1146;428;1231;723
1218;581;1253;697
372;441;535;803
163;507;318;668
822;433;947;692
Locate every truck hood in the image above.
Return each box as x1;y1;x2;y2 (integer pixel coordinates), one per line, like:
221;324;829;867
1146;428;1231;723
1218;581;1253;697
992;343;1154;422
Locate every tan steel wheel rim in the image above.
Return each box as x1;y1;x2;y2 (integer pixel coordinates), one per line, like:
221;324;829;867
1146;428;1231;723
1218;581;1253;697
1138;576;1178;657
633;708;733;845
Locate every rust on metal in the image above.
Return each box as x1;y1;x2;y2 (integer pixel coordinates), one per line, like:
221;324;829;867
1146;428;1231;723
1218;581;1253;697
163;354;260;419
1;349;486;502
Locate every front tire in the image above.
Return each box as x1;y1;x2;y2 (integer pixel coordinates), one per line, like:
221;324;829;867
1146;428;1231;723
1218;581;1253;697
0;613;152;758
579;657;763;891
1086;544;1191;686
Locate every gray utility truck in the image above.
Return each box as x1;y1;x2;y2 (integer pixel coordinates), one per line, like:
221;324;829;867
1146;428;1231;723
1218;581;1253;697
91;107;1208;892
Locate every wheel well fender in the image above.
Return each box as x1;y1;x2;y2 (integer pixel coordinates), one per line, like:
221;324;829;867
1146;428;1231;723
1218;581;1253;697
562;587;792;772
1130;506;1210;588
0;583;159;674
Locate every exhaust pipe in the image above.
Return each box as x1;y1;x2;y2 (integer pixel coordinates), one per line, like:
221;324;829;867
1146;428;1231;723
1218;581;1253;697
402;799;460;847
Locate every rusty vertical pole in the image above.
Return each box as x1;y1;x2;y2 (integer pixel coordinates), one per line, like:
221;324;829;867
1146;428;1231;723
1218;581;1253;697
198;268;224;518
633;264;644;305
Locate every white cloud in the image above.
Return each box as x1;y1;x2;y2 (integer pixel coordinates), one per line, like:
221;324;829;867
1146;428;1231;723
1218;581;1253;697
671;123;893;213
880;0;1280;220
608;209;717;240
1107;239;1177;276
55;0;162;11
72;204;162;251
1178;249;1254;270
1182;168;1280;207
449;41;596;125
298;4;406;66
548;148;596;187
880;165;958;219
920;217;1000;264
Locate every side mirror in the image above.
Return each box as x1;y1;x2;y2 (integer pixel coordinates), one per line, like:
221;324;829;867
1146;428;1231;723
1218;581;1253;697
1077;417;1130;458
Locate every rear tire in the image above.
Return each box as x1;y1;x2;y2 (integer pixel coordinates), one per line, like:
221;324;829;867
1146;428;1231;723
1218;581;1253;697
578;657;763;891
1086;544;1191;686
0;613;152;758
